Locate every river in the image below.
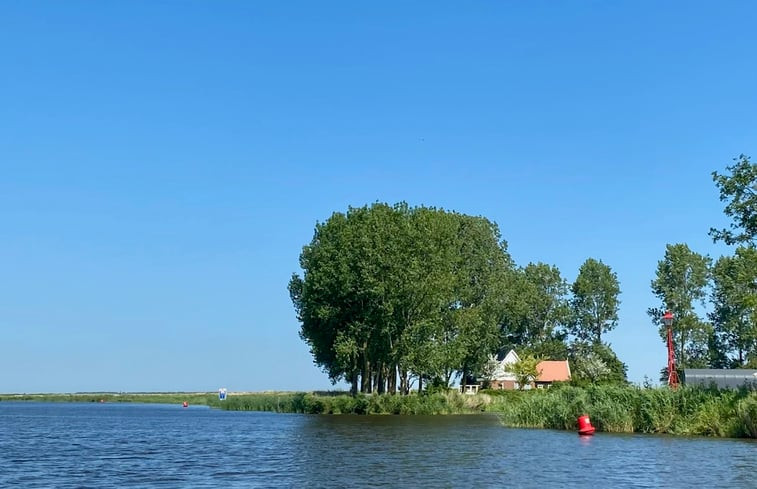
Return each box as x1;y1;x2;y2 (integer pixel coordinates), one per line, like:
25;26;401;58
0;402;754;488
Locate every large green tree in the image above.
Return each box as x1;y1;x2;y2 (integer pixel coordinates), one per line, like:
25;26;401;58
499;262;570;353
570;258;621;344
710;246;757;367
568;341;628;384
648;243;712;369
710;154;757;246
289;202;514;395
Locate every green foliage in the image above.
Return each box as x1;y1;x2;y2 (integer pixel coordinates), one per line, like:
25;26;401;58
491;384;757;438
637;387;677;433
521;338;569;362
648;243;712;369
0;392;218;405
506;355;541;390
290;202;514;393
710;154;757;246
219;391;490;415
569;342;627;384
736;395;757;438
500;263;570;351
570;258;620;344
710;247;757;367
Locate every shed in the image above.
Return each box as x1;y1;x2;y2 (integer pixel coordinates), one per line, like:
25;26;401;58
683;369;757;389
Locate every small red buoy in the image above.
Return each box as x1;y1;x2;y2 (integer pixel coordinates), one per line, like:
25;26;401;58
182;401;188;408
577;414;595;435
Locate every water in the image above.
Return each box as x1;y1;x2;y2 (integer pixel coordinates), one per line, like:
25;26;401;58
1;402;754;488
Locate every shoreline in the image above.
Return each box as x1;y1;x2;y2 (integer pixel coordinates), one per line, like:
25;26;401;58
3;386;755;439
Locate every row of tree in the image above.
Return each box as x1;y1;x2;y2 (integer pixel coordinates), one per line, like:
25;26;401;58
649;155;757;372
289;202;625;395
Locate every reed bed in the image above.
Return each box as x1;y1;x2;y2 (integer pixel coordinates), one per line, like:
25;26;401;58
488;384;757;438
217;391;491;415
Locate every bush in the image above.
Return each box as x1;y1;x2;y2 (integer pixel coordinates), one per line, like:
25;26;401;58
637;388;676;433
736;394;757;438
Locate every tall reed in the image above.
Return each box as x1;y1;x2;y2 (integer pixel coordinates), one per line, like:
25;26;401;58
488;384;757;438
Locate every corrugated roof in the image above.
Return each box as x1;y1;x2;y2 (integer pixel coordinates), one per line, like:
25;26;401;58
684;369;757;389
536;360;571;382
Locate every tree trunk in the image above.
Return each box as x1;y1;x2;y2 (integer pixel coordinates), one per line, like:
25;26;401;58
350;371;358;396
400;368;409;395
377;363;385;394
418;375;423;393
361;351;371;394
387;364;397;394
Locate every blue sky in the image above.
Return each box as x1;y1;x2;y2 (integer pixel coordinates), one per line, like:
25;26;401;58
1;2;755;392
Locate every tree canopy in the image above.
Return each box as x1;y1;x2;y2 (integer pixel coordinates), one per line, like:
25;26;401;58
291;153;757;392
710;154;757;246
710;246;757;367
289;203;513;394
290;201;632;393
648;243;712;369
570;258;621;344
648;154;757;374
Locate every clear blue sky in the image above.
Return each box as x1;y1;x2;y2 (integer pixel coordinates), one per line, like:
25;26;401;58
1;2;755;392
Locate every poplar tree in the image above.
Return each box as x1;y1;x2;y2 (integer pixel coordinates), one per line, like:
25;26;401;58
710;247;757;367
710;154;757;246
648;243;712;369
570;258;621;344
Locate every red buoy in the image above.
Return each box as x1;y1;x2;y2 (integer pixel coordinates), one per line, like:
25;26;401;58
182;401;188;408
577;414;595;435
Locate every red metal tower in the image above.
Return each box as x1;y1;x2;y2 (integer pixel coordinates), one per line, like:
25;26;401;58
662;311;679;389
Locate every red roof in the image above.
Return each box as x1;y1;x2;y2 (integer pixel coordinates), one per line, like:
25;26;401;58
536;360;571;382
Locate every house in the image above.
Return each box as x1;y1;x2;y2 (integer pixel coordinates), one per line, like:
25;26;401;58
533;360;571;389
683;369;757;390
488;349;522;390
487;350;571;390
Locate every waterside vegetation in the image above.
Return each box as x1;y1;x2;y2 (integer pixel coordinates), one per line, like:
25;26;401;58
217;385;756;438
490;384;757;439
0;392;219;405
3;385;754;438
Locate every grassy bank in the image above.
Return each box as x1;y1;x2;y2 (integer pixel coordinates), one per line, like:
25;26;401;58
0;390;490;415
218;391;490;415
487;384;757;438
0;392;218;405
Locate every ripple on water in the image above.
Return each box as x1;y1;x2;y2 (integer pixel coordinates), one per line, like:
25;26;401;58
0;404;755;488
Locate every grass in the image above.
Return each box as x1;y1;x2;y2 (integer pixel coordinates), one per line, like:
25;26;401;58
217;390;492;415
486;383;757;438
0;392;219;405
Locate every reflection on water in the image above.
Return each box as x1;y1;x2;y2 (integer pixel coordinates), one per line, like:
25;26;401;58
578;433;594;446
0;403;754;488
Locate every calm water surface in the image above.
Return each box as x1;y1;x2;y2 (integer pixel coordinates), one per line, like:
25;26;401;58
0;402;754;488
